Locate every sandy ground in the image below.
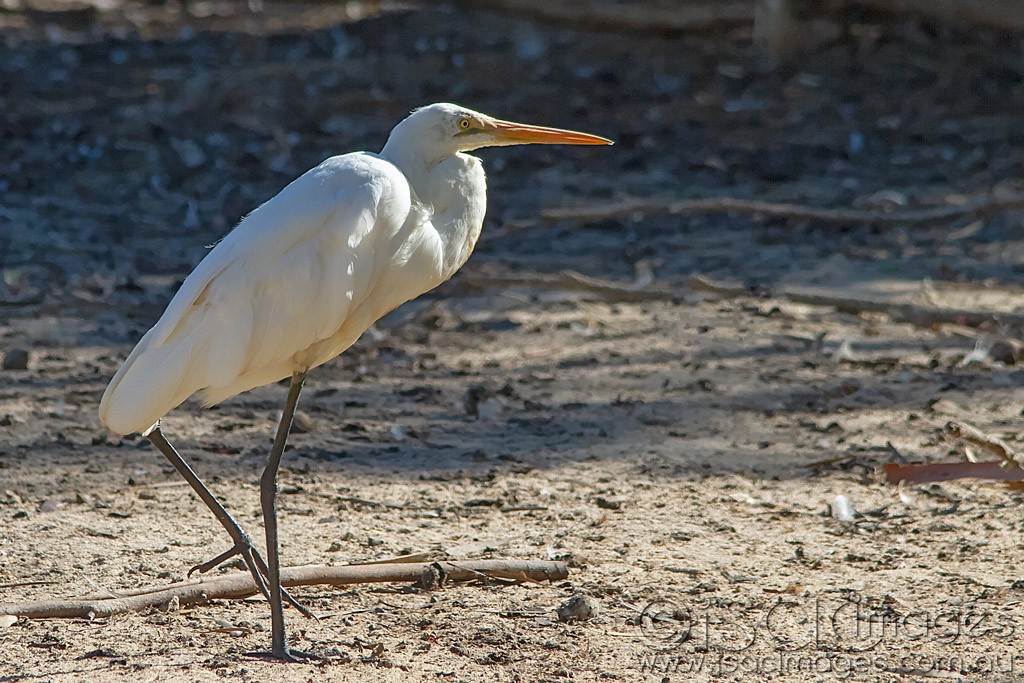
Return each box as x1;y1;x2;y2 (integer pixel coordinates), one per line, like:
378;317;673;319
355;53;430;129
3;2;1024;681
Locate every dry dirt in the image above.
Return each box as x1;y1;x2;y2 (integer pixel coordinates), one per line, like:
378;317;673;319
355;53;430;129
3;2;1024;682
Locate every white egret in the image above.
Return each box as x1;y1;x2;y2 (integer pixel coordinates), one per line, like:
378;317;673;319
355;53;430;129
99;103;611;660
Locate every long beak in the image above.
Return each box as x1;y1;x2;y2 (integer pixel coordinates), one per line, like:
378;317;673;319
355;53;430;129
487;118;613;146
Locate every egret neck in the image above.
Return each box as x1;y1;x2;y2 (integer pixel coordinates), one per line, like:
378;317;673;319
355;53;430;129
380;127;487;280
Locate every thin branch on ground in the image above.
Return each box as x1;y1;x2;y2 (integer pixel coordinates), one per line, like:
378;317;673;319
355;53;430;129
0;560;569;620
416;0;1024;34
883;421;1022;485
882;461;1023;485
334;495;409;509
0;581;58;590
945;421;1023;468
454;269;1024;335
543;189;1024;226
500;505;549;513
415;0;750;34
848;0;1024;31
348;552;435;565
453;270;675;302
690;275;1024;331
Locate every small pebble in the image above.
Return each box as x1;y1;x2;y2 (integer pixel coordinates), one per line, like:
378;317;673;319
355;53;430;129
557;593;599;622
289;411;313;434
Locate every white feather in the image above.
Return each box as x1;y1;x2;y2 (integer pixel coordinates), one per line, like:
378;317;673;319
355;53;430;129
99;152;430;435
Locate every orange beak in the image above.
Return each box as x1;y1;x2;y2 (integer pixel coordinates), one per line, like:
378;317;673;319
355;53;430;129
487;118;613;146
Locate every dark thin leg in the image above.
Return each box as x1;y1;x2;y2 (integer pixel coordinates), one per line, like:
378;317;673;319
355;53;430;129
147;426;271;600
261;371;306;660
147;426;313;618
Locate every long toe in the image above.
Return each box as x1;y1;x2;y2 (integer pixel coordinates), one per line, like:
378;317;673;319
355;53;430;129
249;547;317;619
280;584;316;619
186;542;273;604
189;543;316;618
247;647;321;663
188;544;248;577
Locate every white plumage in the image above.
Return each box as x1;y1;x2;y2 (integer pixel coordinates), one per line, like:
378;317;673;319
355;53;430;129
97;102;610;660
100;153;437;434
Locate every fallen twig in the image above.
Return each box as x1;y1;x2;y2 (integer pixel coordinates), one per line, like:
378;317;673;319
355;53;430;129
348;552;434;565
945;421;1023;468
543;190;1024;226
883;461;1023;484
453;270;675;302
690;275;1024;330
849;0;1024;31
500;505;549;513
418;0;1024;34
883;421;1024;484
0;580;58;590
334;496;409;510
803;454;858;470
0;560;568;620
453;269;1024;335
416;0;749;34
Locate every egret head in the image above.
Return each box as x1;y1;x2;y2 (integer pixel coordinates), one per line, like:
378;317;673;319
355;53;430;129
383;103;612;165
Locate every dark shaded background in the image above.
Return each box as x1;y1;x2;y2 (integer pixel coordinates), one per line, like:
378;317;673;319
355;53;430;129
2;0;1023;333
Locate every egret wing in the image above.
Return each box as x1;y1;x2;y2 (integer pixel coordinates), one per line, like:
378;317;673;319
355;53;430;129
99;153;413;435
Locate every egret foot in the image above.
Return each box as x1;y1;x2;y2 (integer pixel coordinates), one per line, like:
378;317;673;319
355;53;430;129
145;425;314;619
247;646;321;663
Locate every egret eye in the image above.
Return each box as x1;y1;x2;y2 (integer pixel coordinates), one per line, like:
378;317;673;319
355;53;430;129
458;118;471;130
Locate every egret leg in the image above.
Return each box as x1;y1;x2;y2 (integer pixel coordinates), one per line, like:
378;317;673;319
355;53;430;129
146;426;312;617
260;371;306;661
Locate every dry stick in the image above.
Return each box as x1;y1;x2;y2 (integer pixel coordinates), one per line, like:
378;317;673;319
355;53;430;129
542;192;1024;226
882;461;1022;485
0;560;568;620
849;0;1024;31
415;0;750;33
348;552;435;566
882;421;1024;485
453;270;675;303
0;581;58;590
690;275;1024;330
334;495;409;510
945;421;1023;468
418;0;1024;33
501;505;549;513
455;268;1024;333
